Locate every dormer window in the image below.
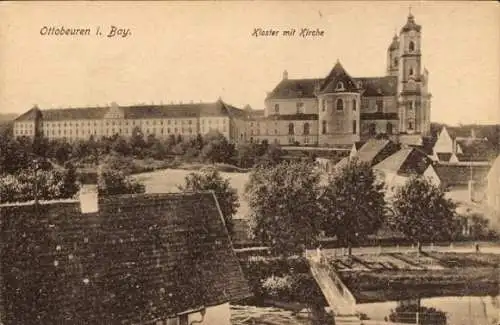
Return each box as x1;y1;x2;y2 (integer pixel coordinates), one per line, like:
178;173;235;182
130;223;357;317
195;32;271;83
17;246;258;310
376;100;384;112
336;99;344;111
357;81;363;89
274;104;280;114
409;41;415;52
336;81;345;91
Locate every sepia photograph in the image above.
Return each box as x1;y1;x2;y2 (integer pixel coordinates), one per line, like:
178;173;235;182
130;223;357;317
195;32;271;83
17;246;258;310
0;1;499;324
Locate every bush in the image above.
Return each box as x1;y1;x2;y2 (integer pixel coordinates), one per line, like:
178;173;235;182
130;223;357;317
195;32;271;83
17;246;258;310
97;169;145;196
237;256;321;304
0;168;80;204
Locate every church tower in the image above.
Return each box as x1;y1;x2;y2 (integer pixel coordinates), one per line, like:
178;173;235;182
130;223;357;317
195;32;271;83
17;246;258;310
387;34;399;77
397;11;430;135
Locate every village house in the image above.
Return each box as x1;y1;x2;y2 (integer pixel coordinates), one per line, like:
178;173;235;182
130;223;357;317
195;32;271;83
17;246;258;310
432;126;494;163
373;146;438;198
0;190;251;325
486;155;500;214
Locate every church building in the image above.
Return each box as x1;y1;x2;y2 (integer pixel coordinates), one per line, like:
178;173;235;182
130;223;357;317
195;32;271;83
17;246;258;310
256;12;432;146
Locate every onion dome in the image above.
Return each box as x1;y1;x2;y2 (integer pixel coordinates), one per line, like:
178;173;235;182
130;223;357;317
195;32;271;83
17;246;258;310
388;34;399;51
400;13;421;33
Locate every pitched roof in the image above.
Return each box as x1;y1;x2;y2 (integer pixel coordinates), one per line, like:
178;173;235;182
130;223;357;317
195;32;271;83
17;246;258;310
266;64;398;100
436;153;453;162
434;165;490;187
266;78;321;100
374;147;432;176
0;192;251;323
355;139;399;166
354;76;398;97
353;141;366;151
15;100;243;122
455;138;496;162
14;106;43;121
98;192;251;323
319;61;359;94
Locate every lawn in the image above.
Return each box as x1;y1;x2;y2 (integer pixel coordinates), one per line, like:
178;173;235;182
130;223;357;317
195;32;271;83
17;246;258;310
132;168;251;218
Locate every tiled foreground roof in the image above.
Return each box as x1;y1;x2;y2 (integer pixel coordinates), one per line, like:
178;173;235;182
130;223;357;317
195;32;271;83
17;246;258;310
0;192;251;324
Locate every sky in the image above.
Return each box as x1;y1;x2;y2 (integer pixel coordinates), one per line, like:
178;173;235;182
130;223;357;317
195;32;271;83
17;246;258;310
0;1;498;125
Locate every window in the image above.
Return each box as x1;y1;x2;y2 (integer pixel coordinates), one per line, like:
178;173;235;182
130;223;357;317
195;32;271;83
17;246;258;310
303;123;310;135
336;99;344;111
408;121;414;130
335;120;344;132
376;100;384;112
409;41;415;52
394;57;398;67
336;81;344;90
352;99;357;111
386;122;393;134
409;100;414;110
352;120;357;134
369;123;376;135
409;67;414;76
296;102;304;114
274;104;280;114
322;99;326;112
274;129;278;135
288;123;294;135
322;120;327;134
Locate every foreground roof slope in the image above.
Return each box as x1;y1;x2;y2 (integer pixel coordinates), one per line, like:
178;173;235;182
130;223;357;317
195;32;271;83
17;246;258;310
374;147;432;176
96;192;252;322
0;191;251;324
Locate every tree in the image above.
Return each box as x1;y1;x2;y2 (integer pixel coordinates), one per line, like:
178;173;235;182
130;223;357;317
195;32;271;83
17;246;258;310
235;143;258;168
60;162;79;198
391;176;457;249
178;167;239;236
387;301;447;325
320;158;386;252
244;161;322;256
97;155;145;196
200;131;235;164
256;143;283;167
0;134;33;174
129;127;146;157
97;169;145;196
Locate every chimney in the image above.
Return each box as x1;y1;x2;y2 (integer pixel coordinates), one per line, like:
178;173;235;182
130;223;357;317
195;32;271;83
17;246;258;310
283;70;288;80
79;184;99;213
468;180;474;202
79;172;99;213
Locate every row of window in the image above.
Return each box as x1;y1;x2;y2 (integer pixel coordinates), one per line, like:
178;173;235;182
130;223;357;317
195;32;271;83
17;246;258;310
320;120;358;135
18;118;226;129
40;126;198;137
321;98;357;112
